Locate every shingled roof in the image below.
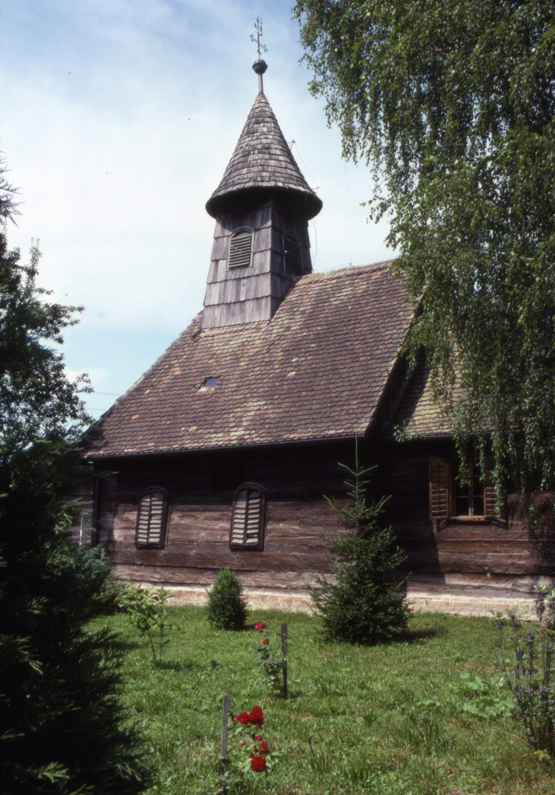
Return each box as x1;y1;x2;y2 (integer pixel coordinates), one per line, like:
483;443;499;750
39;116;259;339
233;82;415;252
85;262;415;458
205;92;322;220
391;365;453;439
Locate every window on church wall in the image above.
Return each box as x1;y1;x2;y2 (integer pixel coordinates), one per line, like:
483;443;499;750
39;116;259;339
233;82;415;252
228;228;253;269
429;456;496;520
230;483;265;550
284;234;302;275
136;487;168;548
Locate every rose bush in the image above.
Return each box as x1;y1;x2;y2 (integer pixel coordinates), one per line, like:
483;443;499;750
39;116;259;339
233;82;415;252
250;755;266;772
227;705;275;779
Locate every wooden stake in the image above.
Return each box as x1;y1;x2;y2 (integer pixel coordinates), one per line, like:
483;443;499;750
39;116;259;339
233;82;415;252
220;694;229;794
280;623;288;699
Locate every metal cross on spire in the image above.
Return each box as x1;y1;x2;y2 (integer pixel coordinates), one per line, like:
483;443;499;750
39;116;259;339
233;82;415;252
250;18;267;60
251;17;268;94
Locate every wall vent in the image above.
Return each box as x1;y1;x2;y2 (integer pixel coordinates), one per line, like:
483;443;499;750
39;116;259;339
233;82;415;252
228;228;253;268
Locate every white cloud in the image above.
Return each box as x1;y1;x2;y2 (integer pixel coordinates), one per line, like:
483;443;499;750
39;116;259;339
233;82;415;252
1;0;393;415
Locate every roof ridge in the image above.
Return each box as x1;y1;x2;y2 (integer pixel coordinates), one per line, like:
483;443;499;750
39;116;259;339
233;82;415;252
303;259;396;282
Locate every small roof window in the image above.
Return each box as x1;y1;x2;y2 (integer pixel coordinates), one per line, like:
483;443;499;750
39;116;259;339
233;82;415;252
201;376;221;389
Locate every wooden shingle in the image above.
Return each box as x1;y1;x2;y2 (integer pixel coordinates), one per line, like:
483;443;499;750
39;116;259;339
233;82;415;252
85;262;416;458
205;92;322;220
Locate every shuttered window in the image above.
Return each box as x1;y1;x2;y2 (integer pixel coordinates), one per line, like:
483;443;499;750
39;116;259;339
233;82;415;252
228;229;253;269
429;457;450;519
284;234;302;275
230;483;265;550
429;456;497;519
136;488;168;548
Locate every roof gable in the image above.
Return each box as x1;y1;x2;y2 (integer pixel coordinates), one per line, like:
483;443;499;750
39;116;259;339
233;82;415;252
85;262;415;458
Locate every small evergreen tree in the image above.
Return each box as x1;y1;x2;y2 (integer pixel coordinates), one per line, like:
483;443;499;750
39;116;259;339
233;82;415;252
0;159;151;793
308;452;409;644
206;569;248;630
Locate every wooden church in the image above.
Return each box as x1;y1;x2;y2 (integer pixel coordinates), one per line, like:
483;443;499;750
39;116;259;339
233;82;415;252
82;59;555;616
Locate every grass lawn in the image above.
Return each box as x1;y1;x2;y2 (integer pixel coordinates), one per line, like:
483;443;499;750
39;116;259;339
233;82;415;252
107;606;555;795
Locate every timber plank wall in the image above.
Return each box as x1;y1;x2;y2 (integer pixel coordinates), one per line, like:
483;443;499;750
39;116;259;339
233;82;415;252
96;442;354;592
92;438;555;601
383;440;555;600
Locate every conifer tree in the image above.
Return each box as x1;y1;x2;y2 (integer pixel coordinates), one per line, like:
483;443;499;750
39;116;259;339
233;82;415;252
308;453;409;644
0;158;151;794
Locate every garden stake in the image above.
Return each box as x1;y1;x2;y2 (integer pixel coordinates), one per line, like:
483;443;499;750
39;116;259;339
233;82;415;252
219;694;229;795
280;622;288;699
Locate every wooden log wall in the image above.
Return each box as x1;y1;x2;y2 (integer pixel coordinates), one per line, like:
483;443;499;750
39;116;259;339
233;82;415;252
97;442;351;591
93;437;555;601
383;441;555;598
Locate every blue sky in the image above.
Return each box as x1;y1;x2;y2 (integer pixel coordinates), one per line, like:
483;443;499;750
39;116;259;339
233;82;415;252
1;0;391;418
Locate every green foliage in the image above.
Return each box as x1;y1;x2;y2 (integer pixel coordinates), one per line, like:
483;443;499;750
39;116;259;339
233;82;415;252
0;539;151;794
295;0;555;513
120;585;173;665
255;632;287;697
496;588;555;755
308;455;409;644
447;672;514;720
0;153;19;224
206;569;248;630
0;169;151;794
0;238;89;461
101;606;555;795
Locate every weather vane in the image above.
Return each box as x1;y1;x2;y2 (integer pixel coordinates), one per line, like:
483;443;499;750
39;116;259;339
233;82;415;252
251;17;268;93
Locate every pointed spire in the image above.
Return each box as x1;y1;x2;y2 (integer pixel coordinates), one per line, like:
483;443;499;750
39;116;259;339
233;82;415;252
206;91;322;220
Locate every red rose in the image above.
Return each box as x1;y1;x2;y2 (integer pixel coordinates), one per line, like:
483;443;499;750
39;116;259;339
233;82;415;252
258;741;269;755
250;755;266;772
254;734;263;741
232;711;249;724
261;637;269;644
254;623;264;631
248;705;264;727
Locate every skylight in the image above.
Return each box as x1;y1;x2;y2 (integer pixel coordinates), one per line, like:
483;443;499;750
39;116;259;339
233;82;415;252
201;376;220;389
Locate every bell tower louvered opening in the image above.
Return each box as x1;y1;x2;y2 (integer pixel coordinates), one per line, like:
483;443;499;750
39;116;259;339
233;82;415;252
228;228;253;269
284;234;302;275
230;483;265;549
136;487;168;548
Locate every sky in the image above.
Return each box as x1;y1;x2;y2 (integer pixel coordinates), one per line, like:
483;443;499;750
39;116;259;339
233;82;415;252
1;0;392;419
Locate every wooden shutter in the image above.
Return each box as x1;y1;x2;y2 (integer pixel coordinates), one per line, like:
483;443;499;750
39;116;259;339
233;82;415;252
230;484;265;549
483;455;500;518
229;230;253;268
284;234;302;275
429;457;450;519
136;488;167;547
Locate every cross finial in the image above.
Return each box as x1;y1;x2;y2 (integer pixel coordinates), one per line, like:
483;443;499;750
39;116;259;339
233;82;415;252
250;18;267;60
251;18;268;94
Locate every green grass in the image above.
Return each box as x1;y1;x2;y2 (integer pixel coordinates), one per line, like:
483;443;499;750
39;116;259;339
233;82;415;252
103;606;555;795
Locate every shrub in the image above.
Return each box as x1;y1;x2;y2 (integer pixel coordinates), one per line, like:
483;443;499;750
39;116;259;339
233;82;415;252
307;450;409;644
496;587;555;755
206;569;248;630
119;585;173;665
255;630;287;697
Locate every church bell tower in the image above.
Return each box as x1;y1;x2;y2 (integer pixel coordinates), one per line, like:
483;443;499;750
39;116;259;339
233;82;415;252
202;57;322;330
